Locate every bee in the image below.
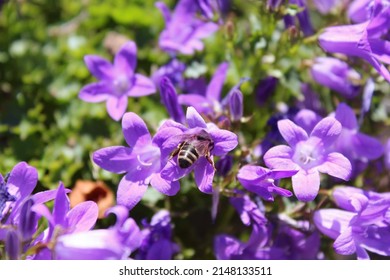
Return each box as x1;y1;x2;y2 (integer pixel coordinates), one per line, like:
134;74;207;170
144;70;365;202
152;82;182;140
169;129;215;169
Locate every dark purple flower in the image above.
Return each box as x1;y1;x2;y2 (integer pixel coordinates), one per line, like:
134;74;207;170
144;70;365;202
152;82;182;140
314;186;390;259
255;76;278;106
136;210;179;260
159;76;185;123
286;0;315;37
311;57;361;99
319;5;390;82
228;88;243;122
264;117;352;202
178;62;229;116
237;165;297;201
215;155;233;177
93;112;180;210
156;0;219;55
79;41;156;121
54;206;143;260
332;103;383;165
159;107;238;193
5;230;20;260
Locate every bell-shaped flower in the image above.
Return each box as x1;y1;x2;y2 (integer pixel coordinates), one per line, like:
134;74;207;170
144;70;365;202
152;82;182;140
318;5;390;82
93;112;180;210
79;41;156;121
311;57;361;99
159;107;238;193
264;117;352;202
159;76;185;124
156;0;219;55
314;186;390;259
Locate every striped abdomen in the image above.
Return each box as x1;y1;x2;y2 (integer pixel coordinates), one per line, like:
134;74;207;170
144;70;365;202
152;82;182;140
178;142;199;168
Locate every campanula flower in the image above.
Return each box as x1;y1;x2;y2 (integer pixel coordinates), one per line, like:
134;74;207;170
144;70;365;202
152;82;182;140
159;106;238;193
152;58;186;89
348;0;390;23
284;0;314;37
314;186;390;259
156;0;219;55
79;41;156;121
311;57;361;99
54;206;143;260
255;76;278;106
237;165;297;201
136;210;179;260
264;117;352;202
319;4;390;82
93;112;180;210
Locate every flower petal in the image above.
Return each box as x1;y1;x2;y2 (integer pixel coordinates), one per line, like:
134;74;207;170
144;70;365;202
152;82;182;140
353;132;384;160
291;169;320;202
335;103;358;130
263;145;298;170
79;82;111;103
206;62;229;101
106;96;128;121
127;74;156;97
277;119;308;147
160;159;192;181
186;106;207;128
177;94;211;114
116;174;148;210
84;55;114;80
310;117;342;146
7;162;38;201
209;129;238;156
150;173;180;196
317;152;352;181
114;41;137;77
122;112;152;148
194;157;215;193
153;127;184;160
313;209;354;239
93;146;135;174
333;227;356;256
67;201;98;233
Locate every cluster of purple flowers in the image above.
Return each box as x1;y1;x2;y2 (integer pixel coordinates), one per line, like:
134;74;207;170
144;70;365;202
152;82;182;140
2;0;390;260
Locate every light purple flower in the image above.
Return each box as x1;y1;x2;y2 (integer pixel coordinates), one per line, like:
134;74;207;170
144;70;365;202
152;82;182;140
264;117;352;202
311;57;361;99
237;165;297;201
314;186;390;259
293;109;321;134
93;112;180;210
178;62;229;116
31;182;98;259
332;103;383;164
54;206;143;260
136;210;179;260
348;0;390;23
79;41;156;121
313;0;340;14
319;5;390;83
156;0;219;55
159;107;238;193
152;58;186;89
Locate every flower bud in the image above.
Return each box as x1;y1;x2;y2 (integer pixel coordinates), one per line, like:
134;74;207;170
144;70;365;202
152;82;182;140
5;230;21;260
19;198;37;241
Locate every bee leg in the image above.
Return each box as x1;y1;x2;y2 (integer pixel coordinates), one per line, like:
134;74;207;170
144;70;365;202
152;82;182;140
206;152;216;171
169;142;184;160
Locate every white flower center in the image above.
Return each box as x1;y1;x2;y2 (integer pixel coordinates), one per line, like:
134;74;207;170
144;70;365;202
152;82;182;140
113;75;131;96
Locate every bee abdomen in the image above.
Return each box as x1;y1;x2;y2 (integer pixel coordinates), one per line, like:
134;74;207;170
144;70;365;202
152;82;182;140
178;143;199;169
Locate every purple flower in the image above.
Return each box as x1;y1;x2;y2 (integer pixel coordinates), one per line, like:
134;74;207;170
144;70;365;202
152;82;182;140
178;62;229;116
348;0;390;23
293;109;321;134
311;57;361;99
264;117;352;202
159;107;238;193
284;0;314;37
159;76;185;124
314;186;390;259
156;0;219;55
332;103;383;165
229;195;267;226
296;83;325;115
215;155;233;177
79;41;156;121
319;5;390;83
93;112;179;210
54;206;143;260
255;76;278;106
152;58;186;89
136;210;179;260
31;182;98;259
313;0;340;14
237;165;297;201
